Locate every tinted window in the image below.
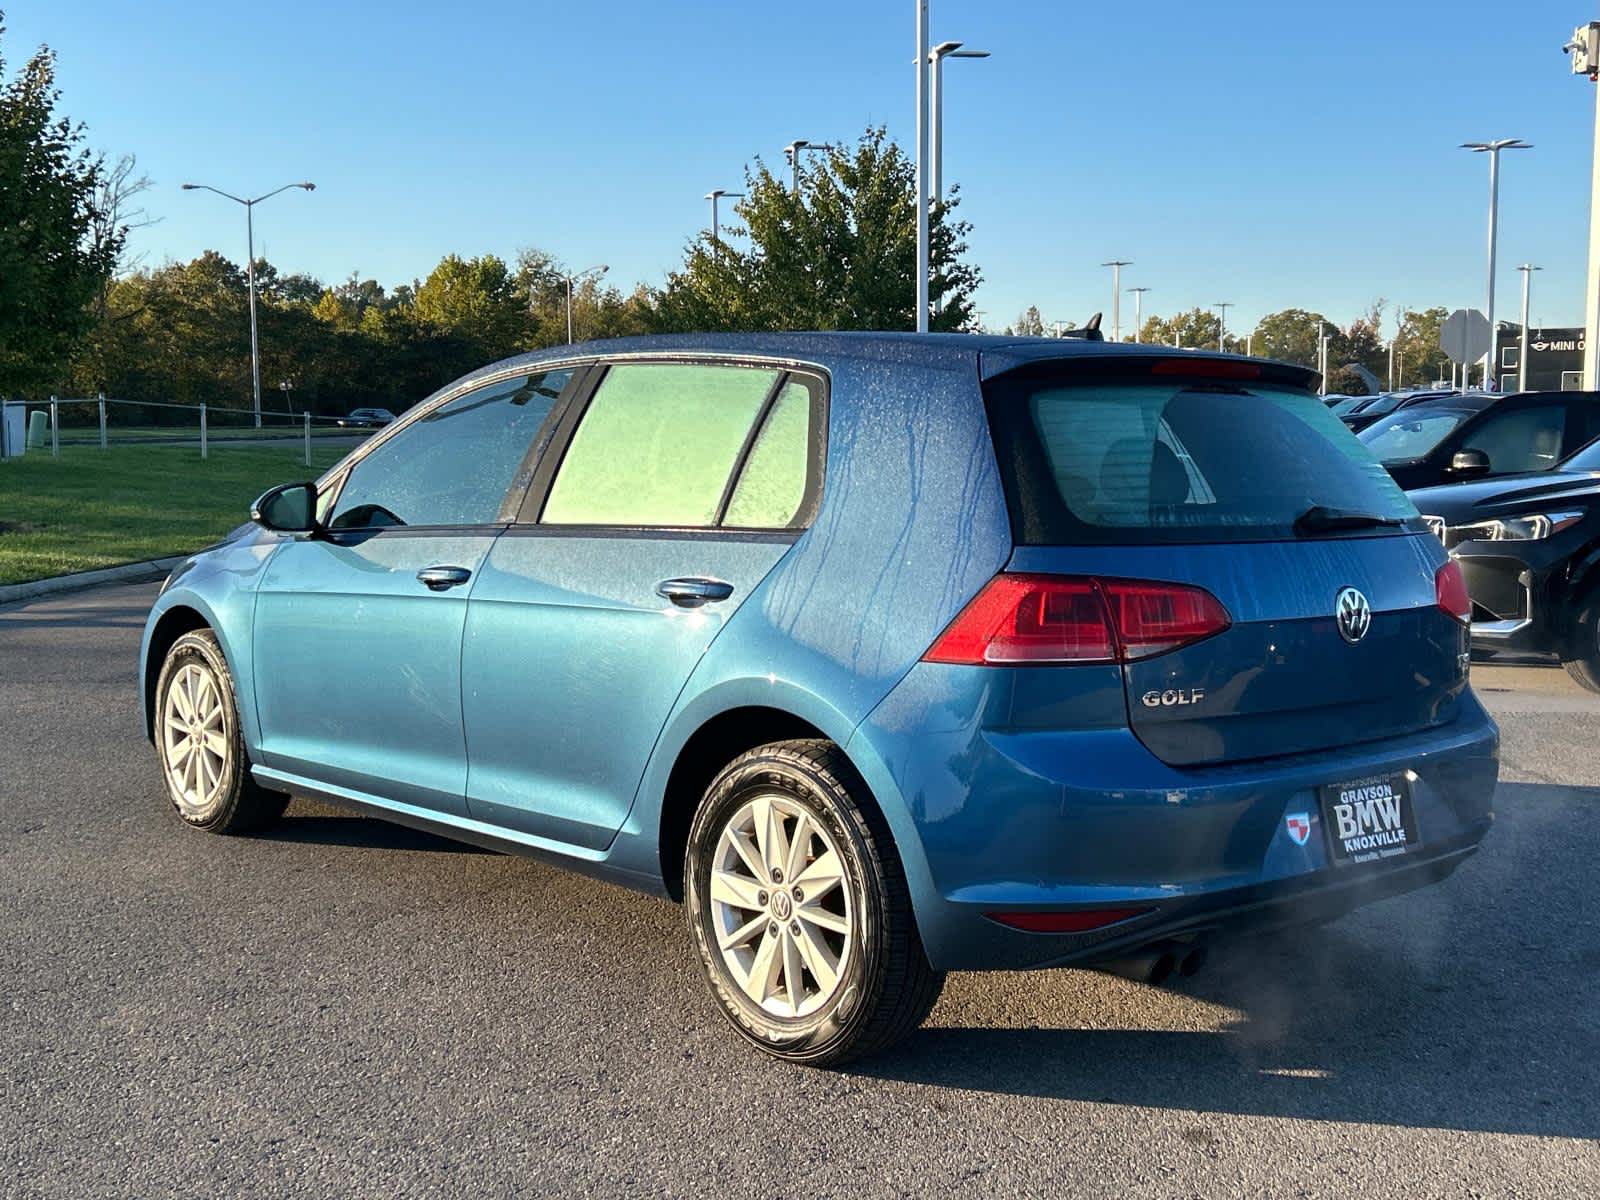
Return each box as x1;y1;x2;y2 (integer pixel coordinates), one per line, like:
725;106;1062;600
723;379;814;528
1359;408;1474;463
1461;404;1565;473
329;369;571;529
985;375;1414;545
542;363;781;527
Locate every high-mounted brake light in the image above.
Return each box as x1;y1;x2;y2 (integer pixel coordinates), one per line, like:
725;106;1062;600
1435;560;1471;625
1149;358;1262;380
923;574;1231;666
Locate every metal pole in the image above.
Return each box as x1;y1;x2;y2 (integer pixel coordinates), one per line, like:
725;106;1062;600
98;393;107;450
1215;302;1231;351
1484;149;1500;389
304;411;311;467
49;396;58;457
200;402;207;458
1388;341;1395;391
1517;264;1539;393
1129;287;1148;342
710;193;720;244
931;50;944;206
245;201;262;427
1588;74;1600;388
914;0;930;334
566;277;574;345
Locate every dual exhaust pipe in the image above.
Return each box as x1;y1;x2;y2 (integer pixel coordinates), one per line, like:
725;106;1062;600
1095;940;1208;987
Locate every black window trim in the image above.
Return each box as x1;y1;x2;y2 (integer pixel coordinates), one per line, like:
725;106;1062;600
512;353;830;537
316;362;592;535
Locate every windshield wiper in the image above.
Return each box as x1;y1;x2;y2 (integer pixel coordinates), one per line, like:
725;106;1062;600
1294;504;1405;535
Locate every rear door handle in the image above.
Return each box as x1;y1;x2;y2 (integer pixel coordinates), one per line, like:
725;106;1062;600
416;565;472;591
656;577;734;608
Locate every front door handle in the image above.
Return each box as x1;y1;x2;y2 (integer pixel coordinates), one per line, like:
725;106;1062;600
416;565;472;591
657;577;734;608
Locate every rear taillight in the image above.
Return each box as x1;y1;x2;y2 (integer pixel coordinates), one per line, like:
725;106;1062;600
986;906;1152;933
1435;560;1471;625
923;574;1231;666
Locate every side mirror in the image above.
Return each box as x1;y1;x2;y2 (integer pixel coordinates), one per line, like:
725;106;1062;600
250;481;318;533
1450;449;1491;477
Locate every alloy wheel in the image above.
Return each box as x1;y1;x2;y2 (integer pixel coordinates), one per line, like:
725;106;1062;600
709;793;854;1019
161;661;229;815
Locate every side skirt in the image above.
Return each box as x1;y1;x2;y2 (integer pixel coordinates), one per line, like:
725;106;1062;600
251;765;672;899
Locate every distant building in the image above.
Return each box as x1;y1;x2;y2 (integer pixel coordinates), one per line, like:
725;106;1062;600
1496;325;1585;391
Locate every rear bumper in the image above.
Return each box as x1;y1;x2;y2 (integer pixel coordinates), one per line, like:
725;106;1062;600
849;663;1499;972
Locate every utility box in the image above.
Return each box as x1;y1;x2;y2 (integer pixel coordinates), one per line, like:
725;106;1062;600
0;403;23;459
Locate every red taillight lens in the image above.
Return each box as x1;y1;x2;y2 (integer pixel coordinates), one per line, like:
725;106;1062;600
1436;560;1471;625
923;574;1230;666
986;906;1152;933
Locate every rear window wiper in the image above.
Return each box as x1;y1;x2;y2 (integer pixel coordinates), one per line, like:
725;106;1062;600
1294;505;1405;535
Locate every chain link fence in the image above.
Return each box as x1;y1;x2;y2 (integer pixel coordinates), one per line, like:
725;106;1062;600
0;395;370;465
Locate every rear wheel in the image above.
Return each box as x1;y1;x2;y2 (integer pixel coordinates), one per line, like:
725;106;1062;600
154;630;287;834
1561;589;1600;694
684;739;943;1066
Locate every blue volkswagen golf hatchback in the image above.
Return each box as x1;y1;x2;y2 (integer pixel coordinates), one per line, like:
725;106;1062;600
140;334;1499;1064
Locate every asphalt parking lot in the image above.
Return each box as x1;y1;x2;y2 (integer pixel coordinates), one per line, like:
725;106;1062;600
2;582;1596;1198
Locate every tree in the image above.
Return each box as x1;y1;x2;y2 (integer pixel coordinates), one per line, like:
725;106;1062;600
1011;305;1046;336
0;18;121;393
1394;306;1451;388
653;126;981;332
1248;308;1329;367
1139;308;1223;350
413;253;525;359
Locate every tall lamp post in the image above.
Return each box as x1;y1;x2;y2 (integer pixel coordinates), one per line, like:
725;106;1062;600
1100;261;1132;341
914;0;930;333
1127;286;1150;343
1215;301;1233;351
563;264;608;344
181;180;315;427
1517;263;1542;393
928;40;990;206
1461;138;1532;389
783;140;834;193
705;189;744;245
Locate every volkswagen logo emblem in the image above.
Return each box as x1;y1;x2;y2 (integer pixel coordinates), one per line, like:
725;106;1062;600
1335;586;1372;644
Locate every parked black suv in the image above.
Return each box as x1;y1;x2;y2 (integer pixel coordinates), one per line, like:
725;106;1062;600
1360;390;1600;490
1409;437;1600;690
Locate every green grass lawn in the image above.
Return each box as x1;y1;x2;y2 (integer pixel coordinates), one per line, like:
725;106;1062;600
0;445;346;584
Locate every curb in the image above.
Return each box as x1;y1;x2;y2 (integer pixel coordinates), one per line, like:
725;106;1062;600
0;555;186;607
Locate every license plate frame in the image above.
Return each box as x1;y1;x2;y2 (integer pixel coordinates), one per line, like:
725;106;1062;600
1318;774;1418;866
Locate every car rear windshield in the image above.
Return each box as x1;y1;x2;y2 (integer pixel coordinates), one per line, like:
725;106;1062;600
983;371;1416;544
1358;407;1474;463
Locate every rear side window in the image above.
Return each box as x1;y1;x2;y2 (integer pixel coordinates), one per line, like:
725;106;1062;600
541;363;819;528
1360;408;1473;463
328;369;572;529
985;372;1415;544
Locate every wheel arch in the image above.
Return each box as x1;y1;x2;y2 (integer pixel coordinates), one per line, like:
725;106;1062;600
141;600;228;742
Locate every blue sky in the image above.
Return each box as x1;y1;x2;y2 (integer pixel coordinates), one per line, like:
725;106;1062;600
12;0;1599;335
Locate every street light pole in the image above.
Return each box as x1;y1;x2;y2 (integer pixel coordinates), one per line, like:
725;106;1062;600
181;180;315;427
914;0;930;333
784;140;834;193
928;41;990;207
1517;263;1541;392
705;189;744;245
1127;286;1150;343
1101;261;1132;341
1215;302;1232;351
1461;138;1532;389
563;264;609;344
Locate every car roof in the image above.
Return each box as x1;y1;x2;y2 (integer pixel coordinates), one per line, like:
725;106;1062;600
476;332;1320;389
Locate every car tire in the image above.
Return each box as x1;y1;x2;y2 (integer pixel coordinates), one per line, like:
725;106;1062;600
684;738;944;1066
1562;589;1600;694
154;630;287;834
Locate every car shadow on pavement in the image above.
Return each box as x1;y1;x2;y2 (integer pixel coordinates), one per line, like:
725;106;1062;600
856;782;1600;1140
264;808;492;854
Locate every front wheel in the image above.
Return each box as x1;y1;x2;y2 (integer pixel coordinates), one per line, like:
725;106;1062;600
684;739;943;1066
154;629;287;834
1562;589;1600;694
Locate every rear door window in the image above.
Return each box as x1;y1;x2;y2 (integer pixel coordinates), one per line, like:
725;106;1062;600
1460;404;1565;473
540;363;818;529
985;372;1415;544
